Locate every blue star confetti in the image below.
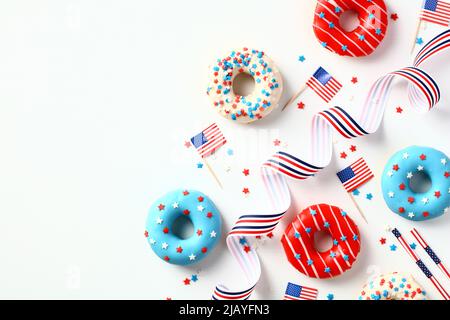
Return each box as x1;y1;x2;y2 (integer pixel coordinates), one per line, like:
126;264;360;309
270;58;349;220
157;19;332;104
410;243;417;250
416;37;424;45
191;274;198;282
227;148;234;156
298;55;306;62
366;193;373;200
197;163;203;169
390;244;397;251
352;189;360;196
326;293;334;300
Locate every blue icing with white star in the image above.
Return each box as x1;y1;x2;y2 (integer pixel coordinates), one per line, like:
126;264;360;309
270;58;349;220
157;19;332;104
145;189;221;265
381;146;449;221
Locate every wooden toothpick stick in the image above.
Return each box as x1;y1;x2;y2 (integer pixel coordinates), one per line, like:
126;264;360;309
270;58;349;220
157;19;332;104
203;158;223;189
348;192;368;224
281;83;307;111
411;20;422;55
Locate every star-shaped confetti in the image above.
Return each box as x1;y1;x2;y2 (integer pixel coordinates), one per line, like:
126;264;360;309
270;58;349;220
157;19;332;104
298;55;306;62
210;230;217;238
353;189;360;196
416;37;424;45
340;152;347;159
158;203;165;211
242;187;250;195
189;253;196;261
388;191;395;198
327;293;334;300
144;230;148;238
390;244;397;251
172;202;179;209
243;245;251;253
197;205;204;212
350;145;357;152
380;237;387;245
183;278;191;285
410;243;417;250
273;139;281;146
366;193;373;200
197;163;203;169
390;13;398;21
161;242;169;250
191;274;198;282
297;101;305;109
243;168;250;176
435;191;441;198
396;106;403;113
156;217;163;224
351;77;358;84
196;229;203;236
184;141;192;148
441;158;448;165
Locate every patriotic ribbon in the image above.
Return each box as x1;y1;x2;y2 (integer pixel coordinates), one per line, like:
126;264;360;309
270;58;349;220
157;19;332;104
212;29;450;300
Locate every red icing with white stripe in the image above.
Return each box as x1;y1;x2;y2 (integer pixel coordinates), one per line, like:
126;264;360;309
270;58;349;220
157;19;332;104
282;204;361;278
313;0;388;57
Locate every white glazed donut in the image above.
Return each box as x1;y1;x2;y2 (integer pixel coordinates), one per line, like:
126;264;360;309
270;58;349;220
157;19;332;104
359;272;427;300
206;48;283;123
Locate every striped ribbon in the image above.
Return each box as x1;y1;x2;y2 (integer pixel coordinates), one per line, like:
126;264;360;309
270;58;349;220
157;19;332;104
212;29;450;300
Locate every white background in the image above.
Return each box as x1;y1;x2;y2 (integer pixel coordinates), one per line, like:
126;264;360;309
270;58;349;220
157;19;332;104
0;0;449;300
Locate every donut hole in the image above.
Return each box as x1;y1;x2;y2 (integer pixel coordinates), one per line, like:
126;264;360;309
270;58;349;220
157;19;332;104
172;215;194;239
232;72;255;97
339;10;360;32
409;171;432;194
313;230;334;253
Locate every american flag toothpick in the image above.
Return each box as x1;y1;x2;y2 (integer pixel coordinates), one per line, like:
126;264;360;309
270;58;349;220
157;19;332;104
190;123;227;188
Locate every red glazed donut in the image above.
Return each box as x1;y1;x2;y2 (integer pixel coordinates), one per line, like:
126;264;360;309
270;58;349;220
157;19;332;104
313;0;388;57
281;204;361;278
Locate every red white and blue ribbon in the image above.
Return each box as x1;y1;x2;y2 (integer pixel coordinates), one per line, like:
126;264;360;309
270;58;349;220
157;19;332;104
212;29;450;300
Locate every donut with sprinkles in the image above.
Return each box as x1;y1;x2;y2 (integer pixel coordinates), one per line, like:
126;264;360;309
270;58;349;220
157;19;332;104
206;48;283;123
381;146;450;221
359;272;427;300
281;204;361;279
145;189;221;265
313;0;388;57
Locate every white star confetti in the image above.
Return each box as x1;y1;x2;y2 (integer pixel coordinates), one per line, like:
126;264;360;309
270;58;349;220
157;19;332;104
387;171;394;177
149;238;156;245
156;217;163;224
189;253;196;261
408;212;415;218
441;158;447;165
421;197;429;204
172;202;179;209
406;172;413;179
417;165;424;171
210;230;217;238
388;191;395;198
402;153;409;159
197;205;204;212
161;242;168;250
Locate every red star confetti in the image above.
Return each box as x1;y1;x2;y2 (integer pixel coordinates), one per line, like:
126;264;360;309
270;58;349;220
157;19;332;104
267;232;274;239
350;145;357;152
273;139;281;146
445;171;450;178
408;197;415;204
243;245;251;253
396;106;403;114
166;297;172;300
176;246;183;253
340;152;347;159
201;247;208;253
183;190;189;196
297;101;305;109
163;227;169;234
184;141;191;148
183;209;190;215
434;191;441;198
197;196;204;202
399;207;405;213
183;278;191;285
390;13;398;21
164;256;170;262
380;237;387;245
423;212;430;217
351;77;358;84
158;204;165;211
393;164;399;171
206;212;213;218
144;230;148;238
243;187;250;195
420;154;426;161
197;229;203;236
243;168;250;176
399;183;406;190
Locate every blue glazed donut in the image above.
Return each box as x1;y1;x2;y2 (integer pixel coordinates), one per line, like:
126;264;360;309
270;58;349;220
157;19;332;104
381;146;449;221
145;189;221;265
